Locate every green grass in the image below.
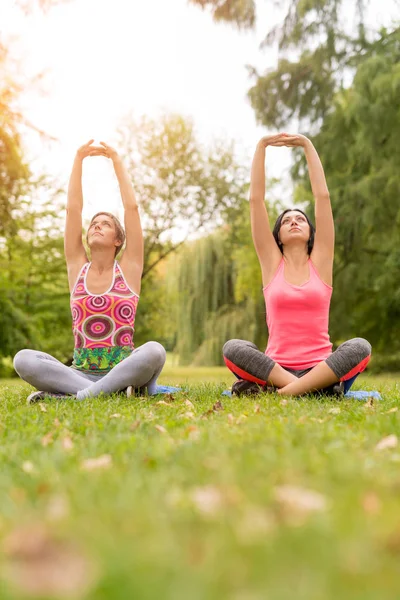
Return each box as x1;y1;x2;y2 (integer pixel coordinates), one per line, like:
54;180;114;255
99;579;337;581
0;371;399;599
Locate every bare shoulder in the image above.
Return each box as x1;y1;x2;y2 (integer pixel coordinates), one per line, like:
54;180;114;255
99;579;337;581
66;257;87;293
309;254;333;287
261;255;282;288
118;255;142;296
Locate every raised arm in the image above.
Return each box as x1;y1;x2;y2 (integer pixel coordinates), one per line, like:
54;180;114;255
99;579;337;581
279;133;334;284
65;140;104;290
250;135;284;286
100;142;144;295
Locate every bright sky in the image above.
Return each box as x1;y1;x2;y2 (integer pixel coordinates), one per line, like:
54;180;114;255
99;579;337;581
1;0;398;222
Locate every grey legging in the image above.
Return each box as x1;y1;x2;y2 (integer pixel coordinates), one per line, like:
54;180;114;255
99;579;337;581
13;341;166;400
223;338;372;386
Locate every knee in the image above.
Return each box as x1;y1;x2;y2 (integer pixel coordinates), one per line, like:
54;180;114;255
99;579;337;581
145;341;167;366
13;349;34;377
223;339;248;360
349;337;372;361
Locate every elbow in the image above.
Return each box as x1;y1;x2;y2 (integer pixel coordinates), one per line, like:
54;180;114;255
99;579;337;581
315;192;330;203
249;194;264;205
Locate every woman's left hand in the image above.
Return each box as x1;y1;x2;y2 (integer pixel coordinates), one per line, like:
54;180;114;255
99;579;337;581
274;133;311;148
99;141;120;162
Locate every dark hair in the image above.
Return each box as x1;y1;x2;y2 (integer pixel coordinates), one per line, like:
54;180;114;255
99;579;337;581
87;212;126;258
272;208;315;255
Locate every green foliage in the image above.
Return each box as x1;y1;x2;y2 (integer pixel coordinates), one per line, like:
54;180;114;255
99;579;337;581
190;0;396;130
296;28;400;352
188;0;256;29
118;113;247;279
0;182;72;362
247;0;374;129
168;201;281;366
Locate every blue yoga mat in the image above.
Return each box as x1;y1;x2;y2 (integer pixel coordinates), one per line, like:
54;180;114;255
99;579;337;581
154;385;182;394
222;389;381;400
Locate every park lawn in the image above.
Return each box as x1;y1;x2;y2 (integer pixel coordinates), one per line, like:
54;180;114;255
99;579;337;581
0;371;399;599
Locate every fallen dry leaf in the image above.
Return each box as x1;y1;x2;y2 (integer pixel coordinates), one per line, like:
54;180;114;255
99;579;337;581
375;434;398;451
328;407;341;415
362;492;381;516
280;399;288;406
22;461;35;475
41;432;54;447
254;404;261;414
364;397;375;409
46;495;70;521
202;400;224;417
190;486;224;517
386;407;398;414
53;418;61;428
36;483;50;496
164;393;175;402
38;403;47;413
9;488;26;504
274;485;327;517
235;507;275;543
184;399;195;409
130;420;141;431
61;436;74;451
3;524;97;597
155;400;170;406
186;425;200;440
236;414;248;424
109;413;122;419
81;454;112;471
227;414;235;424
154;425;167;434
180;411;195;420
385;529;400;555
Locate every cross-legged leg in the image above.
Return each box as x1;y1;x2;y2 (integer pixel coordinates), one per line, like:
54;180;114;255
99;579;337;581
278;337;372;396
76;341;167;400
13;349;97;394
223;339;298;388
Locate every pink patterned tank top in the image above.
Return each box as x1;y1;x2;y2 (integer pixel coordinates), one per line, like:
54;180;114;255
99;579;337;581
70;261;139;373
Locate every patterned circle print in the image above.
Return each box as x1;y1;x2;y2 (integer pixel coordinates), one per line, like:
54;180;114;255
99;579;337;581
74;282;86;297
71;303;85;327
86;294;113;314
113;279;130;296
73;329;85;348
113;326;134;347
112;299;135;325
83;315;115;341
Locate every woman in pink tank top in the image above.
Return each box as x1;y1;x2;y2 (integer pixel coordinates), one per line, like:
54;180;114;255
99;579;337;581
223;133;371;397
14;140;166;403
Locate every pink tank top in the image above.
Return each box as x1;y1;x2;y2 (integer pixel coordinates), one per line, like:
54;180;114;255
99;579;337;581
263;259;332;370
70;261;139;373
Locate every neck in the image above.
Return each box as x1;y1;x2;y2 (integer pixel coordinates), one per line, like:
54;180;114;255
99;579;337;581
282;244;309;267
90;249;115;273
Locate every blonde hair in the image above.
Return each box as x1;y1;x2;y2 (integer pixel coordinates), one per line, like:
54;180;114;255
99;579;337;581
87;212;126;257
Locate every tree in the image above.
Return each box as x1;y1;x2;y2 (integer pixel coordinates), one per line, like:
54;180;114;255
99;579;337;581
189;0;256;29
117;113;248;279
189;0;396;130
167;193;281;366
295;28;400;357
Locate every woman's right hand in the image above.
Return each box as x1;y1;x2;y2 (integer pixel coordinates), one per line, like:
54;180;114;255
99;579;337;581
75;139;107;160
258;133;287;148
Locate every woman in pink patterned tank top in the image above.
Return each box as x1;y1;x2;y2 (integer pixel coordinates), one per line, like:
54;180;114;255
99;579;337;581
14;140;166;403
223;133;371;397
